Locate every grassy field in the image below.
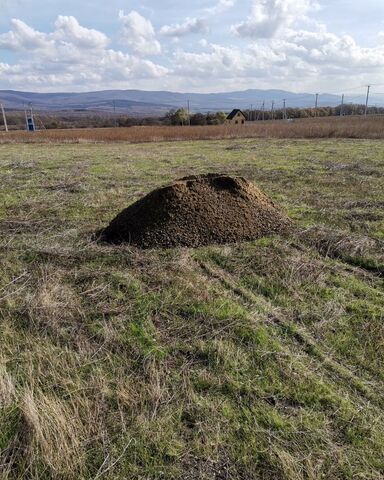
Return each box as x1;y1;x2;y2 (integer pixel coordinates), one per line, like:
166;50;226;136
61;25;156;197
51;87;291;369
1;116;384;144
0;138;383;479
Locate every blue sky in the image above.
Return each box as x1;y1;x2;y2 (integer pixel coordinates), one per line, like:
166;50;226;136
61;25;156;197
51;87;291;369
1;0;384;96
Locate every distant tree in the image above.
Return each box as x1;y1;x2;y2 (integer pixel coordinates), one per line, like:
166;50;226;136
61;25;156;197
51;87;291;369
164;108;190;126
117;116;135;127
140;117;162;126
206;111;227;125
215;112;227;124
190;113;207;125
163;109;227;126
163;109;176;125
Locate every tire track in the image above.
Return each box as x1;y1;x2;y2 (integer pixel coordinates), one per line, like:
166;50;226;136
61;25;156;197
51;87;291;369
196;258;384;408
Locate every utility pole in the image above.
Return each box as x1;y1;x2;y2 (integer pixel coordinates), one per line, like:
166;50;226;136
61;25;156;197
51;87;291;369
0;103;8;132
271;100;275;120
315;93;319;117
113;100;118;127
24;103;28;129
250;104;253;122
365;85;371;116
283;99;287;120
340;94;344;117
262;101;265;121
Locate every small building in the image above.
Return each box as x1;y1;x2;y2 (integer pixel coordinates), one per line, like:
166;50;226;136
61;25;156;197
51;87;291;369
226;109;246;125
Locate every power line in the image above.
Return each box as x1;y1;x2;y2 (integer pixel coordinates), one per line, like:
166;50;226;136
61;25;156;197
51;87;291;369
331;84;369;94
344;94;367;101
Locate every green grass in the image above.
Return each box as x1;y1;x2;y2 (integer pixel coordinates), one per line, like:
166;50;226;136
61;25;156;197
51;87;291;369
0;138;383;479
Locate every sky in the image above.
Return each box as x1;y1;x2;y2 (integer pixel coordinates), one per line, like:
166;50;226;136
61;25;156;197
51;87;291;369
1;0;384;98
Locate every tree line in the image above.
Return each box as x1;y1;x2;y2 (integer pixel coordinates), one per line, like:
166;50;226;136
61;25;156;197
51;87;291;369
245;104;384;120
2;104;384;130
163;109;227;125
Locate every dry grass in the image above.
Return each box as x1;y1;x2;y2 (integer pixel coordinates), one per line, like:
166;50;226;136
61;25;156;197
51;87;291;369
0;138;383;479
1;115;384;144
20;391;86;475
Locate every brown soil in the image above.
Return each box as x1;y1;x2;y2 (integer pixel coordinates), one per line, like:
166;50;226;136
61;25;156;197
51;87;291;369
101;173;292;248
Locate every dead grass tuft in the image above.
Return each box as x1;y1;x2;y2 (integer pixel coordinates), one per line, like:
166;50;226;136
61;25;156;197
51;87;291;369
299;226;383;258
297;227;384;276
0;359;16;408
27;267;81;327
20;390;85;475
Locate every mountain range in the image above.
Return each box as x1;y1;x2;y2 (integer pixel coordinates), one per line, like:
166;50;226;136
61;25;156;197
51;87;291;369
0;89;375;116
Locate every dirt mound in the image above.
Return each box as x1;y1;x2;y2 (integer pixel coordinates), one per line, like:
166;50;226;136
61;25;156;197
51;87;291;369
101;173;292;248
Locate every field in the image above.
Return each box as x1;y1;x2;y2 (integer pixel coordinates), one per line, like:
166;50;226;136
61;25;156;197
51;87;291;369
1;116;384;144
0;137;383;479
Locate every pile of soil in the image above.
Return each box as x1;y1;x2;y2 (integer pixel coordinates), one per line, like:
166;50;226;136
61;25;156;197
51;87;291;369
101;173;292;248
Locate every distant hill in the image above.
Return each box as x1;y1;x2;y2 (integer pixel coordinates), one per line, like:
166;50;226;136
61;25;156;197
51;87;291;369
0;88;374;115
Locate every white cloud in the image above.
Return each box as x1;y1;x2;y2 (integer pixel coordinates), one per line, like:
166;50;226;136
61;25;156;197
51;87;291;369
119;10;161;56
159;1;234;40
160;17;208;37
0;16;167;91
172;25;384;89
0;62;12;74
231;0;318;38
0;19;48;50
203;0;236;16
280;27;384;70
0;16;108;52
1;6;384;94
53;16;109;49
173;42;285;79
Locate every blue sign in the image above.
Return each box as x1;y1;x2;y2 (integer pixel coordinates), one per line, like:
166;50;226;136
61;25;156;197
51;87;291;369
26;116;35;132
